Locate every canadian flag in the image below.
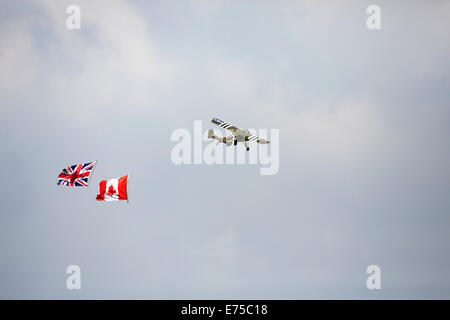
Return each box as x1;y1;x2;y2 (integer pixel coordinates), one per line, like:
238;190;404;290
96;174;129;201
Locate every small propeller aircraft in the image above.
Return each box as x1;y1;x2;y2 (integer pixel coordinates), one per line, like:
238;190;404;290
208;118;270;151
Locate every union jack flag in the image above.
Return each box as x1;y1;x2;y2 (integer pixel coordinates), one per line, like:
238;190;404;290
57;161;97;187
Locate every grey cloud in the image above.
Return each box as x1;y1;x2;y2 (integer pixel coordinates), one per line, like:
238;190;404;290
0;0;449;299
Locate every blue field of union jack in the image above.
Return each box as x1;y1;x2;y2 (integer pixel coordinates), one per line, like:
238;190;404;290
57;161;97;187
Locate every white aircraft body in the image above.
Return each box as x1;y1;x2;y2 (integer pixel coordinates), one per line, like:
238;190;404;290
208;118;270;151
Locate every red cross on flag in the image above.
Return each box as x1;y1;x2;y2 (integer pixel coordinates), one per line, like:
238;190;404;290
96;174;129;202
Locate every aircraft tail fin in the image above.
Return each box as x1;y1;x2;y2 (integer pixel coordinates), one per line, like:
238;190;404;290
208;129;218;140
209;129;235;146
208;129;225;144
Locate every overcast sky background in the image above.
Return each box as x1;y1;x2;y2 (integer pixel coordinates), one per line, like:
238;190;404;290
1;0;450;299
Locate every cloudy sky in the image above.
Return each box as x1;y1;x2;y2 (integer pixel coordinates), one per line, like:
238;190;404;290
0;0;449;299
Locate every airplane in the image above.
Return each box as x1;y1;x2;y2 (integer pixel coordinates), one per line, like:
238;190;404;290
208;118;270;151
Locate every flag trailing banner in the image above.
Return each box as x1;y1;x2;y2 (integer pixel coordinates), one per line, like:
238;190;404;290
57;161;97;187
96;174;129;201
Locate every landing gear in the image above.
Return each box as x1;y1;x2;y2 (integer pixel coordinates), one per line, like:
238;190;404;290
245;141;249;151
234;139;237;146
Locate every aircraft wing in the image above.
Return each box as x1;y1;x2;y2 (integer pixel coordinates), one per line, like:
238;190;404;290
211;118;238;132
246;135;270;144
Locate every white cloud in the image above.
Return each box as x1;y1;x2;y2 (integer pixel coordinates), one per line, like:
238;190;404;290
212;61;386;165
35;0;177;119
216;62;254;100
259;99;386;165
294;101;385;163
0;22;37;98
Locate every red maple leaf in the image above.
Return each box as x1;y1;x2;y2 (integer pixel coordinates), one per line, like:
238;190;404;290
107;185;116;197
